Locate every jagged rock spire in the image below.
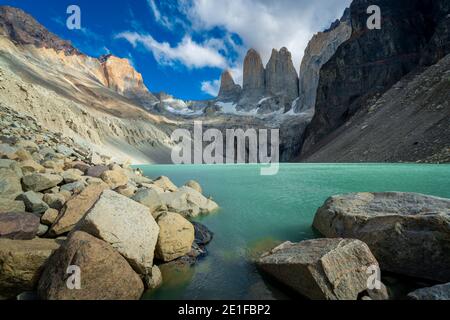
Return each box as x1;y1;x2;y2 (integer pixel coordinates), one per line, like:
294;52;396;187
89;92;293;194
218;70;241;100
242;48;265;93
265;47;299;102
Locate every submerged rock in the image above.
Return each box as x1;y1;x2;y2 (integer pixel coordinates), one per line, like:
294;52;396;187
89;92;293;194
313;192;450;282
408;283;450;300
257;238;380;300
37;231;144;300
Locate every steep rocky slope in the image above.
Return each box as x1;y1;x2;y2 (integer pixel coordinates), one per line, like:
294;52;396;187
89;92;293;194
300;0;450;160
300;53;450;163
0;6;175;164
295;8;351;113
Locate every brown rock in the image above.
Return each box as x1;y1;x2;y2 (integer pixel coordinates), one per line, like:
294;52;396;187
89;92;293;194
0;212;40;240
22;173;63;192
49;184;108;236
100;169;128;189
41;208;59;226
155;212;195;262
0;168;23;200
37;231;144;300
0;238;61;299
19;160;45;174
153;176;178;192
0;198;26;213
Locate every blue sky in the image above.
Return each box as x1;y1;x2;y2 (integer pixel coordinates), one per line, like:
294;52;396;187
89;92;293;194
1;0;351;100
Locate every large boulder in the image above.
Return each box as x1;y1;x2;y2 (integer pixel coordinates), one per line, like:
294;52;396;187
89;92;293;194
155;212;195;262
0;212;40;240
313;192;450;282
37;231;144;300
49;184;108;236
408;283;450;300
257;239;380;300
22;173;63;192
0;238;61;299
0;168;23;199
78;190;159;275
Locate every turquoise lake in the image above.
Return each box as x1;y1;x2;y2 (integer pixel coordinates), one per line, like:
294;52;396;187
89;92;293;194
138;163;450;300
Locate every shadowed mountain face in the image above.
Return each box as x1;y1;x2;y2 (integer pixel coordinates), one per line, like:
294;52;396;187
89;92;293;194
300;0;450;161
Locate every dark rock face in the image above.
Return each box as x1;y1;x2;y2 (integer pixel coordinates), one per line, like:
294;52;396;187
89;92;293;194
265;48;299;102
0;212;40;240
296;8;351;113
301;0;450;158
218;70;242;101
0;6;80;55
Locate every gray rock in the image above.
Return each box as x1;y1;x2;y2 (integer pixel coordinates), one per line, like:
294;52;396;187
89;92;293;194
78;190;160;275
257;239;380;300
56;145;75;157
60;180;87;193
0;168;23;199
0;198;26;213
132;188;166;214
22;173;63;192
37;224;49;236
313;192;450;282
22;191;49;214
85;165;109;178
408;283;450;300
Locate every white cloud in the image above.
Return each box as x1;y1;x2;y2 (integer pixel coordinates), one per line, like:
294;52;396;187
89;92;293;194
116;32;228;69
147;0;176;30
181;0;352;69
201;79;221;96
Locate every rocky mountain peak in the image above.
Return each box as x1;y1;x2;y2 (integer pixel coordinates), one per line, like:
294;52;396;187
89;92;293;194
218;70;241;100
242;48;265;93
0;5;80;56
100;54;158;107
265;47;299;101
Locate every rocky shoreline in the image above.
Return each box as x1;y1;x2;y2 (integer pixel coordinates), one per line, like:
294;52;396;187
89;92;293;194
0;105;218;300
257;192;450;300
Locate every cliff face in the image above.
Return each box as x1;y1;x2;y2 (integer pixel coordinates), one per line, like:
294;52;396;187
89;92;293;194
300;0;450;158
265;47;299;102
242;49;265;95
295;8;351;113
99;54;158;109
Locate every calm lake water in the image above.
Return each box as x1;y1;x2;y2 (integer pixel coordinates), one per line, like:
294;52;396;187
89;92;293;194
138;163;450;300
